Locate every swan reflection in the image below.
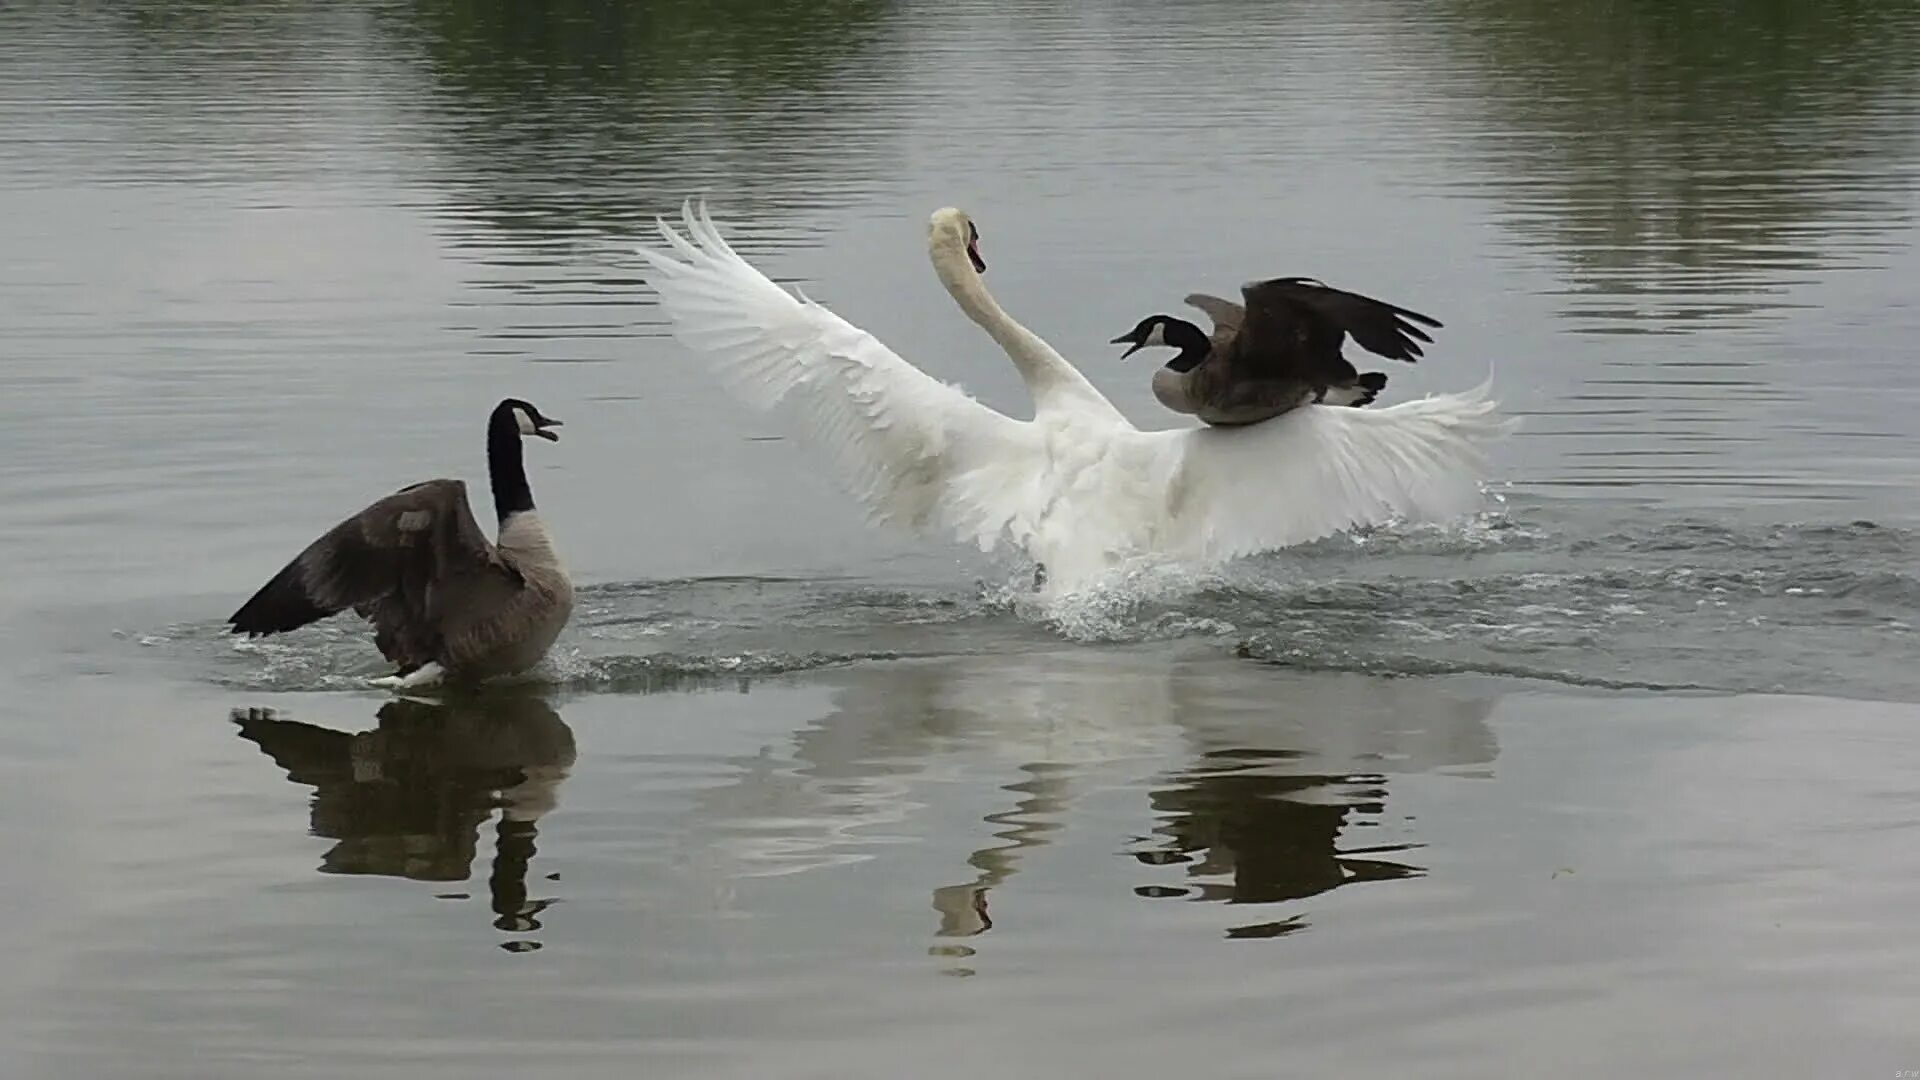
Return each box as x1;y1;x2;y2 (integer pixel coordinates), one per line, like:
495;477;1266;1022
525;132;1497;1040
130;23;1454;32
230;692;575;950
1127;673;1497;937
686;652;1498;945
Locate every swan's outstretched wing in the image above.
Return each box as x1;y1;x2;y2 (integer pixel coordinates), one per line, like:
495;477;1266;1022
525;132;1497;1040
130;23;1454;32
635;202;1040;550
1132;380;1511;564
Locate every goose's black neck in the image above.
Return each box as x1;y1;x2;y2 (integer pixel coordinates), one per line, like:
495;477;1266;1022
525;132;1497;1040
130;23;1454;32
487;405;535;523
1161;318;1212;374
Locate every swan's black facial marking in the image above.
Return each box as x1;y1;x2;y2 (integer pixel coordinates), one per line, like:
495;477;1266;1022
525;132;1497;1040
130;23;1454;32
966;221;986;274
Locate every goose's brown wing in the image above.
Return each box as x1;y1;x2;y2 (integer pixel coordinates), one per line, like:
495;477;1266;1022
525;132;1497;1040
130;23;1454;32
1242;277;1440;365
1183;292;1246;352
406;535;538;669
227;479;519;667
1223;281;1335;382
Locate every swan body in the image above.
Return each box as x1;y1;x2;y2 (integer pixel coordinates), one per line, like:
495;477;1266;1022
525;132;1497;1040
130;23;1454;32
635;203;1512;592
227;399;575;688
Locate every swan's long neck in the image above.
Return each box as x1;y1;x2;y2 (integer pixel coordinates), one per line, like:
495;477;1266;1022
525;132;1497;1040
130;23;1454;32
487;406;535;524
932;246;1126;421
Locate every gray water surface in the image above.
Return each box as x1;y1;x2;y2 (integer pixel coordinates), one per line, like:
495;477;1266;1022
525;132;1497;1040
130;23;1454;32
3;1;1919;1076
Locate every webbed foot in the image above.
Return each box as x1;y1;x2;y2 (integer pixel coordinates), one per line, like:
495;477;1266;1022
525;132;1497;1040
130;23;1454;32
368;661;447;691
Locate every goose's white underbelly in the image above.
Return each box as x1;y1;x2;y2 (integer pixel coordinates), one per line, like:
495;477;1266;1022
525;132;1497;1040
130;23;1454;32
477;512;575;675
499;512;565;568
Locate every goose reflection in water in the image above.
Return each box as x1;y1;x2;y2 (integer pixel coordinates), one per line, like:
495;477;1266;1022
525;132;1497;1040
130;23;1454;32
1134;752;1419;940
684;653;1498;949
229;692;575;951
936;667;1497;942
1128;673;1497;939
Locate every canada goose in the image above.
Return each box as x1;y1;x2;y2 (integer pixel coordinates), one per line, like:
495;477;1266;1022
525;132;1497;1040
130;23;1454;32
227;398;573;690
1110;278;1442;427
635;202;1509;592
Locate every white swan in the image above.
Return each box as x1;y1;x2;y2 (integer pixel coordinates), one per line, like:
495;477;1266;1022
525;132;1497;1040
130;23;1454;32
635;202;1512;592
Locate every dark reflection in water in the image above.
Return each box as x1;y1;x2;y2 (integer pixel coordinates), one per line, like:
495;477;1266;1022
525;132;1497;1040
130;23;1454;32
1432;0;1920;332
1125;681;1497;939
231;692;576;950
383;0;904;242
373;0;904;360
1133;751;1421;931
692;656;1498;951
8;0;908;363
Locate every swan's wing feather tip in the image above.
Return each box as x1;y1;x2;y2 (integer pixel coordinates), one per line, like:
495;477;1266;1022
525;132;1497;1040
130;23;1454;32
1149;384;1512;563
638;197;1035;547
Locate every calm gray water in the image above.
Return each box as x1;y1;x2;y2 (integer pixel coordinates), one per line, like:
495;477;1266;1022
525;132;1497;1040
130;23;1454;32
3;1;1920;1076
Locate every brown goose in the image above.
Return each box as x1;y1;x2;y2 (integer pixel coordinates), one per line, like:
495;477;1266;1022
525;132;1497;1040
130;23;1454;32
1110;277;1441;427
227;398;573;691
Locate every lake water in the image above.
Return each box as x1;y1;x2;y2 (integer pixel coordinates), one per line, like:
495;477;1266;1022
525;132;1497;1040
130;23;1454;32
4;1;1920;1076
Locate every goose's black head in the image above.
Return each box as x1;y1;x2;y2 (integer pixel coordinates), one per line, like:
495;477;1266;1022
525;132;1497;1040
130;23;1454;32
1109;315;1211;371
487;398;562;522
495;398;563;442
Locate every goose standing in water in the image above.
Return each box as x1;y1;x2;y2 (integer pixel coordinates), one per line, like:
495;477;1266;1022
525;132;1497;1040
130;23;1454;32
636;203;1510;592
1109;278;1441;426
227;398;573;690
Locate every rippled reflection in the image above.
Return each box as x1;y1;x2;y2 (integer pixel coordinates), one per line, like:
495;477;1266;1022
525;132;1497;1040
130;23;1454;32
231;692;575;950
670;652;1498;950
377;0;908;355
388;0;902;226
1134;752;1420;923
929;762;1073;940
1126;673;1495;939
1430;0;1920;332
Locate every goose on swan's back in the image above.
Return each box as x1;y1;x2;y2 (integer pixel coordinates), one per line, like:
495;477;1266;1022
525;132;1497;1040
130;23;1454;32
636;202;1513;592
1112;277;1438;425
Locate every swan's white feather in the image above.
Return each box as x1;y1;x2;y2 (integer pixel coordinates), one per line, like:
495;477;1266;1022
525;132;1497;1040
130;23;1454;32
1145;379;1508;561
637;203;1042;551
637;202;1514;590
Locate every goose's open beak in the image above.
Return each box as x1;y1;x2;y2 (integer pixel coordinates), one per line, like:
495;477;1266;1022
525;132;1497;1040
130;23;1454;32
535;418;562;441
1111;335;1144;359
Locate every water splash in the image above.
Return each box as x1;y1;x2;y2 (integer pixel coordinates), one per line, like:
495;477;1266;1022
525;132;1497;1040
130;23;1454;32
139;510;1920;699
